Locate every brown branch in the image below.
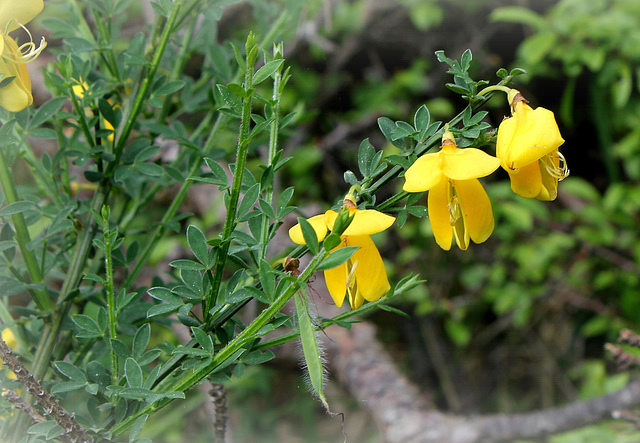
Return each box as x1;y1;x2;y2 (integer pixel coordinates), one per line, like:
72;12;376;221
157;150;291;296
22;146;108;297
324;322;640;443
0;338;93;443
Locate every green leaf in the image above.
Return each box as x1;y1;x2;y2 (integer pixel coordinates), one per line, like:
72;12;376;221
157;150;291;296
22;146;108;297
71;314;103;338
135;162;164;177
216;84;242;113
253;59;284;85
378;304;410;318
29;96;66;129
147;287;181;304
186;225;210;267
322;233;341;251
168;259;207;271
0;201;35;216
317;246;359;271
125;358;143;388
154;80;185;96
191;327;214;354
259;259;276;301
357;139;375;178
242;350;276;365
238;183;260;217
51;381;87;394
129;415;148;443
297;217;319;255
489;6;549;32
54;361;87;382
132;324;151;359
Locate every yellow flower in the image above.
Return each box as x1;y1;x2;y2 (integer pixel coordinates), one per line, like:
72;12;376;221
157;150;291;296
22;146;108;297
0;0;46;112
289;199;395;309
1;328;17;382
72;79;116;144
496;89;568;201
403;129;500;250
1;327;16;348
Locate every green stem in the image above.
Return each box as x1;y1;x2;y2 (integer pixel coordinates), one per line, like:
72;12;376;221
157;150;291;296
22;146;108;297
108;0;184;173
0;143;51;312
101;206;118;384
92;13;121;82
66;84;96;148
122;113;226;289
110;245;329;437
159;14;196;120
204;38;257;322
259;49;284;258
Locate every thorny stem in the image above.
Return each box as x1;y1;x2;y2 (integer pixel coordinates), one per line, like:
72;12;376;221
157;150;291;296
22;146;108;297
259;45;285;259
0;337;92;442
100;206;119;385
0;140;51;312
107;0;185;173
204;35;258;322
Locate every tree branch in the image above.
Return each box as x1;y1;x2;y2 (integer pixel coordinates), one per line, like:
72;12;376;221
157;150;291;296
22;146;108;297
325;321;640;443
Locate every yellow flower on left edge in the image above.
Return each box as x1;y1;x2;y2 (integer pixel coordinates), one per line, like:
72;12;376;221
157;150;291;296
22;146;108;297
0;0;46;112
289;199;395;309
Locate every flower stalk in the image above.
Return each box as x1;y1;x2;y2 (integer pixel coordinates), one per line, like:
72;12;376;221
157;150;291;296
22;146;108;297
205;33;258;322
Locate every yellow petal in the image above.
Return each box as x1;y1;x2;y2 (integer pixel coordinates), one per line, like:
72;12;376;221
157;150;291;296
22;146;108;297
348;289;365;310
324;262;347;308
450;184;469;251
441;145;501;180
403;152;443;192
288;213;328;245
0;0;43;31
324;209;395;236
507;161;542;199
2;328;17;348
455;178;494;244
427;177;453;250
0;65;32;112
497;102;565;170
536;152;560;201
347;235;390;304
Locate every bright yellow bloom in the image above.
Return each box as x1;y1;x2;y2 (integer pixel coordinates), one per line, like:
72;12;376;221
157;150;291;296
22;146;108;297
403;129;500;251
496;89;568;201
0;0;46;112
1;327;16;348
72;79;116;144
1;328;17;381
289;199;395;309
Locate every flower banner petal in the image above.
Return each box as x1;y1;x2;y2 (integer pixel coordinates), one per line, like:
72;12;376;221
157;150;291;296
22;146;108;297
0;0;44;31
403;152;443;192
499;103;564;170
441;146;501;180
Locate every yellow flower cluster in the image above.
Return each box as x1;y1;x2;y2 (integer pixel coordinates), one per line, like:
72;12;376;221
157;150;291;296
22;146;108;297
289;88;568;309
0;0;46;112
289;197;395;309
404;88;568;250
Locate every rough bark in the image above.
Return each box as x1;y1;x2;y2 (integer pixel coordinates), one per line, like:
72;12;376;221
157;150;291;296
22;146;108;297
325;321;640;443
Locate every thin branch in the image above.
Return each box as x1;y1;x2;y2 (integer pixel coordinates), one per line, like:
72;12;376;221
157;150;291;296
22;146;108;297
325;322;640;443
0;338;93;443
